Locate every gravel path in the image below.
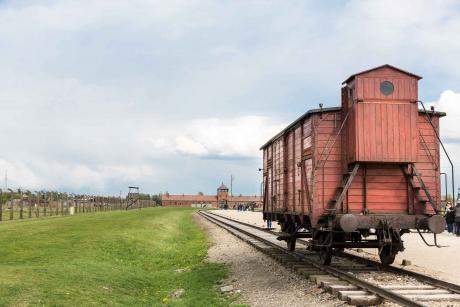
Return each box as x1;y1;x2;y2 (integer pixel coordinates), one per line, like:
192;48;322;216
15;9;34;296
212;210;281;231
194;213;341;307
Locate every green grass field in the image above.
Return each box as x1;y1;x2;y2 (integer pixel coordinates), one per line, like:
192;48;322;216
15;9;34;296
0;207;232;306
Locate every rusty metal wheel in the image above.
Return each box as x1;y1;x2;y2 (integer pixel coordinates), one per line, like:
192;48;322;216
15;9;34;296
283;221;297;251
379;245;396;266
318;232;332;265
319;246;332;265
287;236;296;251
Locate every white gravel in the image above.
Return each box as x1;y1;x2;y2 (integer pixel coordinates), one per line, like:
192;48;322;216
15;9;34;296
212;209;281;231
194;213;341;307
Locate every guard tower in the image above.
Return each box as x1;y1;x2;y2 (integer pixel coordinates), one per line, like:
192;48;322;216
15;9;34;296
217;183;229;208
126;186;140;210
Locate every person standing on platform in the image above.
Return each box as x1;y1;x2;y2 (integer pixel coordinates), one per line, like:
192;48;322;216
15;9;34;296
455;203;460;236
266;218;272;229
445;203;455;234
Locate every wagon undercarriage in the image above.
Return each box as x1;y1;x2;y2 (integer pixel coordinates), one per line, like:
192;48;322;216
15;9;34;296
275;213;445;265
277;220;406;265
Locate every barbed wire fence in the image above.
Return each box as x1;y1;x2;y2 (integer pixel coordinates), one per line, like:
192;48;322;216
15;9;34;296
0;190;157;222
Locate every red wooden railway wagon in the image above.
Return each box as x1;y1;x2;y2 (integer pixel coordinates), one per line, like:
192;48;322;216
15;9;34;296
261;65;448;265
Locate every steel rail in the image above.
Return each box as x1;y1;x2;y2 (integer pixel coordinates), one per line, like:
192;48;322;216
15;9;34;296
199;211;425;307
203;211;460;296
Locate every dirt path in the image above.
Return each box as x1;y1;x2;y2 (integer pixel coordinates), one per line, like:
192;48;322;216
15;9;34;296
194;213;341;307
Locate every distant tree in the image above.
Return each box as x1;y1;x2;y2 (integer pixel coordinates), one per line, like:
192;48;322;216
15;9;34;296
138;193;151;200
151;194;162;206
198;192;204;195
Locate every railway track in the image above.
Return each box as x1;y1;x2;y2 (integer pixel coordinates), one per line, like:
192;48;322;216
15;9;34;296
199;210;460;306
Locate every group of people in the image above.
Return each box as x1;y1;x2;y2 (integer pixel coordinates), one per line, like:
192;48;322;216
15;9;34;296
444;202;460;236
235;203;256;211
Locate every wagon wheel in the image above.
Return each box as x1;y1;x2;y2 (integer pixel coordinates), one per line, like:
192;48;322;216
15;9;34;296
318;232;333;265
285;222;297;251
287;236;296;251
379;245;396;266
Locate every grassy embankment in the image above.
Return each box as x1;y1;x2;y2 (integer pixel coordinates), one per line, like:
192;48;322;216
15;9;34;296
0;207;231;306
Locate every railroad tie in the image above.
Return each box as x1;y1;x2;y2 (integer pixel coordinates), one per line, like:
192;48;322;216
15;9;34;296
346;295;383;306
393;289;450;295
314;277;341;287
296;268;324;277
291;264;315;270
309;275;339;284
403;294;460;301
381;285;435;290
325;284;359;296
337;290;372;300
320;280;350;288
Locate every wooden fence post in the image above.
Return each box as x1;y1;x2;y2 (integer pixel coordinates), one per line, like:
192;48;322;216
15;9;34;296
20;198;24;219
48;196;51;217
28;198;32;218
36;195;40;218
43;195;47;217
0;190;2;222
9;199;13;220
9;198;13;220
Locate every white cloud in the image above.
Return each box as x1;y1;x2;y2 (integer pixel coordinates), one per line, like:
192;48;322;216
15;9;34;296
175;135;209;156
428;90;460;197
148;116;285;158
431;90;460;141
0;0;460;195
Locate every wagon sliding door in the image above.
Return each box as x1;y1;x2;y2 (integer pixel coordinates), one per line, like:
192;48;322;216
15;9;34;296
299;119;313;216
272;139;284;212
300;158;313;215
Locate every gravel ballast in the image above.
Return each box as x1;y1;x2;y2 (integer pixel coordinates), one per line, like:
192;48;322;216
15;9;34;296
194;213;341;307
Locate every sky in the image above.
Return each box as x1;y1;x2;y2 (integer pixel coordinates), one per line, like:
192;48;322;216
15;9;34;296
0;0;460;196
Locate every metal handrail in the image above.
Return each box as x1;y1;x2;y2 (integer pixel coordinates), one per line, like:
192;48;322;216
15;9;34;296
440;172;447;203
417;100;455;205
317;99;357;210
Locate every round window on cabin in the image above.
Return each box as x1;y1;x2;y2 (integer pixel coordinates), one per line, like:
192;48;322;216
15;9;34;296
380;81;394;96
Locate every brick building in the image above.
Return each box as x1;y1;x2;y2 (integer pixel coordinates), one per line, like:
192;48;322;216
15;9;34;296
161;183;262;208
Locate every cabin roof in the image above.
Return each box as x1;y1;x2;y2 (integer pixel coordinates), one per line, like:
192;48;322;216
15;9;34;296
218;183;228;190
343;64;422;84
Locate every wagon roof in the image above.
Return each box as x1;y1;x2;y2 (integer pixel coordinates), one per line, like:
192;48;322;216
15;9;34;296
260;106;340;150
260;106;446;150
343;64;422;84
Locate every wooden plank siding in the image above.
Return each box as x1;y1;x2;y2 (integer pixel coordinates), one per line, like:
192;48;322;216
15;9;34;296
313;112;343;217
348;67;419;163
415;115;440;215
262;108;443;222
351;101;418;162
